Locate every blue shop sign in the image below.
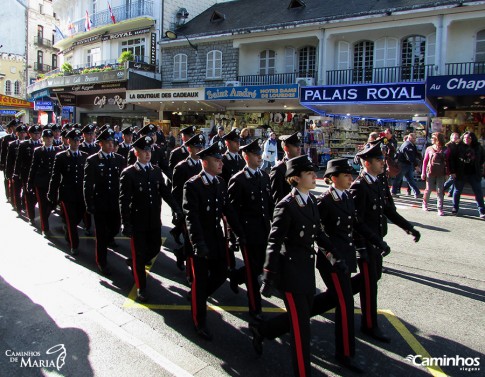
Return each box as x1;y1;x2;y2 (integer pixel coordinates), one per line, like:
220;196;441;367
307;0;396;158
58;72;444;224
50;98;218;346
30;89;51;101
205;84;298;100
426;74;485;96
35;100;54;111
300;82;425;104
0;110;17;115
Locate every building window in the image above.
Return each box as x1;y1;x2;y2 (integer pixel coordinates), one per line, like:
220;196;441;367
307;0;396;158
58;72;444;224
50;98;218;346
353;40;374;83
38;25;44;39
52;54;58;69
206;50;222;79
285;47;296;74
298;46;316;77
476;30;485;74
14;81;21;96
259;49;275;75
87;47;101;66
401;35;426;81
5;80;12;95
173;54;187;81
37;50;44;65
121;38;146;62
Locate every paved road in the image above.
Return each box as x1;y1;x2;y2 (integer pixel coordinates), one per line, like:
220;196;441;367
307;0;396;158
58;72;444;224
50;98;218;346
0;179;483;376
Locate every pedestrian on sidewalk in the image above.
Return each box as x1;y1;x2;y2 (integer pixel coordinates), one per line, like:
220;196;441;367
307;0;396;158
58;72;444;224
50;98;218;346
443;132;460;197
421;132;447;216
391;133;422;198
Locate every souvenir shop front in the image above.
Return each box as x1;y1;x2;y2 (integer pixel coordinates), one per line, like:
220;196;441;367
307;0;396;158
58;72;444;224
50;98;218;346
299;82;436;166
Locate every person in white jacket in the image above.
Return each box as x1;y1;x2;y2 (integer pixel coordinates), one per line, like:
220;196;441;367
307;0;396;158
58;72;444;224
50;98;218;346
262;132;278;171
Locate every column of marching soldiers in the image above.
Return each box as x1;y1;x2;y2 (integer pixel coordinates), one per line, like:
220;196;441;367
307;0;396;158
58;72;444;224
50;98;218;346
0;119;423;376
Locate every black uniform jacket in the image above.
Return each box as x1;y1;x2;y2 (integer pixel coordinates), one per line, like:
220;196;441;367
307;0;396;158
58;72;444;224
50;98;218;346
79;142;100;156
172;157;202;206
84;151;125;213
0;134;16;171
350;172;413;248
5;140;22;179
227;167;273;242
128;144;171;178
317;187;385;272
119;162;179;231
183;173;242;259
264;188;333;295
117;142;132;161
169;145;189;173
28;145;58;189
220;152;245;183
269;157;290;204
48;149;88;202
15;140;40;182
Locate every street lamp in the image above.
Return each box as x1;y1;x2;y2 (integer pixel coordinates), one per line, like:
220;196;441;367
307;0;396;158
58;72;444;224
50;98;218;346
164;31;198;52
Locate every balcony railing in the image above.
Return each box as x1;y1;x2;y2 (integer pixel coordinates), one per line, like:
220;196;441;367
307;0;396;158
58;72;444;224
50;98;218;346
34;36;53;48
238;72;317;86
71;1;154;35
34;62;52;72
326;64;435;85
445;62;485;75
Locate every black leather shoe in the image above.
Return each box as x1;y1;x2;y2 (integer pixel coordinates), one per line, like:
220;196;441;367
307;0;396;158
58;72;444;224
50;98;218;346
229;270;239;294
249;323;264;356
335;355;365;374
136;289;148;303
196;326;213;341
186;290;192;302
84;228;93;236
108;240;119;248
361;327;391;343
43;230;52;238
249;311;265;322
170;228;183;245
70;248;79;256
174;247;185;271
97;264;112;277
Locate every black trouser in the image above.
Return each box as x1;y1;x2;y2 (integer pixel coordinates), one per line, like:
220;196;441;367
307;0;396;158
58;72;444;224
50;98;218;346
262;292;313;377
94;209;120;267
130;228;161;290
34;187;51;232
239;242;266;314
358;246;383;331
83;211;92;231
3;173;10;202
10;176;22;212
318;262;355;358
189;255;227;329
23;182;37;222
60;200;85;250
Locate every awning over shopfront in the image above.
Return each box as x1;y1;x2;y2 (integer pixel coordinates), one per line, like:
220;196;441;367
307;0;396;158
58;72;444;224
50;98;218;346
300;82;435;120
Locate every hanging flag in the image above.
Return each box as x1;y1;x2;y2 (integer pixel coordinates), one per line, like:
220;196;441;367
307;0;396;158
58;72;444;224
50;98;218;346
84;10;92;31
108;2;116;24
67;17;74;36
54;25;65;41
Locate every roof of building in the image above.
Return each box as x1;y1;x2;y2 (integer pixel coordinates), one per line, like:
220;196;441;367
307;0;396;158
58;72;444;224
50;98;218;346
173;0;476;37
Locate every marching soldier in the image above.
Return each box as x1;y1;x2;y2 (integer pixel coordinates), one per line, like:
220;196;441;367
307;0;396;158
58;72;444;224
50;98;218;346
350;141;420;343
5;124;28;213
269;131;302;204
120;135;182;302
220;129;245;183
182;141;243;340
227;138;273;321
84;128;126;276
58;129;70;151
27;128;58;236
117;126;134;161
168;125;196;173
79;124;100;156
14;124;43;224
51;124;63;146
0;119;18;202
171;133;204;271
48;129;88;255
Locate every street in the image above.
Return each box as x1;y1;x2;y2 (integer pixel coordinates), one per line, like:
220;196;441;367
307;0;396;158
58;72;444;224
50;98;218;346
0;179;484;377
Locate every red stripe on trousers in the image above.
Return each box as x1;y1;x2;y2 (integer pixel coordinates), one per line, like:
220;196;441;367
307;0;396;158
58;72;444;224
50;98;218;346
11;180;17;210
130;237;140;288
242;246;256;311
190;257;198;327
60;201;73;248
362;261;373;329
35;188;44;232
331;272;350;357
285;292;306;377
24;192;32;220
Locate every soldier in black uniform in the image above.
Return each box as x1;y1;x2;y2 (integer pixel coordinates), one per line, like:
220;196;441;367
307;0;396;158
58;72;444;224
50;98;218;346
27;128;58;236
269;131;302;204
51;124;63;146
127;124;171;178
117;126;134;161
171;134;204;271
168;125;196;173
0;119;18;202
254;155;333;377
350;141;420;343
58;129;70;151
84;128;126;276
48;129;88;255
227;138;273;321
120;135;182;302
5;124;28;213
182;141;243;341
220;129;245;182
15;124;43;224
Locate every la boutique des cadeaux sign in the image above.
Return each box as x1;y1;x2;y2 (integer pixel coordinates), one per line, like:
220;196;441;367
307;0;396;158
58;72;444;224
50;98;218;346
300;83;425;104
